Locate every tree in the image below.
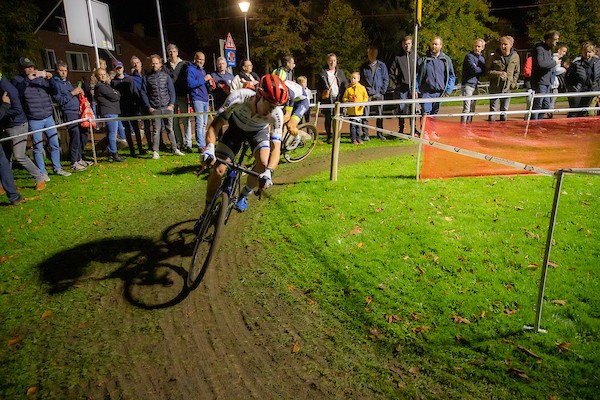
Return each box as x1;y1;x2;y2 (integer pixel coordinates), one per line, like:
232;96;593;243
418;0;497;76
528;0;600;55
0;1;41;77
251;0;311;74
308;0;369;75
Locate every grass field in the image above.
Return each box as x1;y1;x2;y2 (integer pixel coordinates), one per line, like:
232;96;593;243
1;142;598;398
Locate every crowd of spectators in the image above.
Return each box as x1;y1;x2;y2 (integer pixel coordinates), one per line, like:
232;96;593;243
1;33;599;204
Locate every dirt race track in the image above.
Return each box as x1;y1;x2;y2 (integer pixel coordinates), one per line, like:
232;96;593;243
87;144;417;400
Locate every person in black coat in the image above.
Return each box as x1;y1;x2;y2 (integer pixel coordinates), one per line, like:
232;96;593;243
94;68;124;162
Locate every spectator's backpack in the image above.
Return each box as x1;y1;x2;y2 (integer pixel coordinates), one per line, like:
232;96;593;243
523;56;533;79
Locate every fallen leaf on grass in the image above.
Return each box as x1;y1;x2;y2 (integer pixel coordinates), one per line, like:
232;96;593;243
306;298;316;305
26;386;38;396
375;207;383;213
525;230;540;240
8;336;22;347
389;366;404;379
517;345;542;360
508;367;531;382
40;310;52;319
349;225;362;235
365;296;373;305
444;216;453;221
451;315;471;324
408;367;420;375
292;340;301;353
357;242;364;248
527;263;539;269
455;335;465;343
548;260;559;268
402;255;410;260
556;342;572;353
369;327;383;340
412;325;431;333
504;308;519;315
480;310;486;319
385;314;402;324
0;255;16;263
551;300;567;306
291;223;302;228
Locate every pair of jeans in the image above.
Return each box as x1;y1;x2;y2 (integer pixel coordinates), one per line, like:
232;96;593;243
173;97;190;148
151;108;178;152
364;93;384;134
461;85;477;123
489;97;511;121
421;91;443;115
29;115;62;174
0;143;20;203
531;83;551;120
6;122;45;182
103;114;119;154
395;88;413;133
192;100;209;149
64;111;88;163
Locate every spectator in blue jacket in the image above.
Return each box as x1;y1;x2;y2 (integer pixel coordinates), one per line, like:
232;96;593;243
531;30;561;120
460;39;486;123
187;52;211;151
12;57;71;177
416;37;456;117
130;56;153;151
111;60;145;156
0;74;47;189
53;61;90;171
360;45;389;140
141;54;184;159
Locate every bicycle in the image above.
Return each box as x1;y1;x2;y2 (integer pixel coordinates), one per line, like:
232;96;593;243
187;146;259;290
280;121;318;163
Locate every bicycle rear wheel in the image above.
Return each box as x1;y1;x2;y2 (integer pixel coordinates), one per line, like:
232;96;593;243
283;123;318;163
187;192;229;290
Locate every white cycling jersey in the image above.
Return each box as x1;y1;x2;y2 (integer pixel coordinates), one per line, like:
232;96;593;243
284;80;308;101
218;88;284;140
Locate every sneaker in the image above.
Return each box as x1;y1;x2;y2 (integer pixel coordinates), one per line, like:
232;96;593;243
152;151;160;160
42;174;51;182
234;196;248;212
72;162;86;171
55;169;72;177
352;140;359;145
80;160;94;167
35;180;47;191
10;195;27;206
174;149;185;156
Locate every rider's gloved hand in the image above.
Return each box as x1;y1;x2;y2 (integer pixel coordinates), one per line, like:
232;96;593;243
259;168;273;189
201;143;215;164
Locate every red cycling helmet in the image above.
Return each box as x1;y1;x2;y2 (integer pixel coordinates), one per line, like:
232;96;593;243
257;74;289;106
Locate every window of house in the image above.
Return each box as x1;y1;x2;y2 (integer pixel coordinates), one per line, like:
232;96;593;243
56;16;67;35
41;49;57;70
66;52;91;72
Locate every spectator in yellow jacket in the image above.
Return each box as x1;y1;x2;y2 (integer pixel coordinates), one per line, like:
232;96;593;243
343;72;369;144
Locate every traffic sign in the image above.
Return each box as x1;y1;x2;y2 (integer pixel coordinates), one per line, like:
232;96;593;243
225;32;236;50
225;49;236;67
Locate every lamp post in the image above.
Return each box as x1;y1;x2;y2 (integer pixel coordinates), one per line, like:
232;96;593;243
239;2;250;59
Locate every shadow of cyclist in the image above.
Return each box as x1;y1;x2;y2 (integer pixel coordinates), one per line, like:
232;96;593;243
36;220;201;309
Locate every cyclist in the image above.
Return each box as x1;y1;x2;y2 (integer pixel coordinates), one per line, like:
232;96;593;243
281;79;311;149
201;74;289;214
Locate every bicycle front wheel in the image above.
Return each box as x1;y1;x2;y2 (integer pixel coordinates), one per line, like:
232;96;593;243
283;123;318;163
187;192;229;290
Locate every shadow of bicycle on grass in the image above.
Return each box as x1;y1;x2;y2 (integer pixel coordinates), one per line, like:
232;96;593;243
37;220;203;309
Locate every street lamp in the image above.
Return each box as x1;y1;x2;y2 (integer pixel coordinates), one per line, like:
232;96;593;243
238;1;250;59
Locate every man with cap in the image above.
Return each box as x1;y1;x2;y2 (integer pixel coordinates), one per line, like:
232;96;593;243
12;57;71;177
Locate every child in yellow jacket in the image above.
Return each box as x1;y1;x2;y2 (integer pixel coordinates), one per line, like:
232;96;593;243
343;72;369;144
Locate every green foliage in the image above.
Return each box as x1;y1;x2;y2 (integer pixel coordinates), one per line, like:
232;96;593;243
251;0;312;73
417;0;497;75
528;0;600;55
309;0;369;75
0;1;41;77
184;0;239;52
